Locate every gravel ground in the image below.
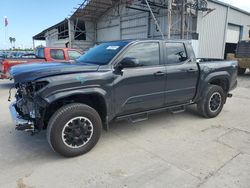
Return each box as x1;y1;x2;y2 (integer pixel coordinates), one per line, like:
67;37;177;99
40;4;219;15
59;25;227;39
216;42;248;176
0;72;250;188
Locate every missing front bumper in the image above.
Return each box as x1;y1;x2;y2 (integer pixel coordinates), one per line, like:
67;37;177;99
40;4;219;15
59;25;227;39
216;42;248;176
9;102;35;132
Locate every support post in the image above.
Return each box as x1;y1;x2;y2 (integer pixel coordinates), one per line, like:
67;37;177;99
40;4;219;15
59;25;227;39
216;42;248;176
167;0;172;39
181;0;185;39
67;18;73;48
32;39;35;53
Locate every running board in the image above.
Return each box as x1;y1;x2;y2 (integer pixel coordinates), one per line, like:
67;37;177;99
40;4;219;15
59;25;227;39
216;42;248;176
115;102;192;122
128;114;148;123
170;106;186;114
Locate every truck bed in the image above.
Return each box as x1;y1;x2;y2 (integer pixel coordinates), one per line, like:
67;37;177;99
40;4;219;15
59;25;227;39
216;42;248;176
0;58;46;79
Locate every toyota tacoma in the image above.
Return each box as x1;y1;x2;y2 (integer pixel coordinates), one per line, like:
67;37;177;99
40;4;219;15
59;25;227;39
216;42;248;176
9;40;238;157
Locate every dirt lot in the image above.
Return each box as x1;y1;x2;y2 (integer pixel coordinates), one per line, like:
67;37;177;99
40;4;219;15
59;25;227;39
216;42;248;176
0;73;250;188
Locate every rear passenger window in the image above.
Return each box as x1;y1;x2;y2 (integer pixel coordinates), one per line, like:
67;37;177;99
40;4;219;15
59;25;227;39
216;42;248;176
123;42;160;67
166;43;188;64
50;49;65;60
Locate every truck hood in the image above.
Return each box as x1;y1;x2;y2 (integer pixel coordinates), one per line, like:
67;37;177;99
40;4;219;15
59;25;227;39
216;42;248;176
10;62;99;83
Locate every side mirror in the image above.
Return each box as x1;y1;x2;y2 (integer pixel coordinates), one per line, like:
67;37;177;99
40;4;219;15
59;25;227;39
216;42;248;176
117;57;140;69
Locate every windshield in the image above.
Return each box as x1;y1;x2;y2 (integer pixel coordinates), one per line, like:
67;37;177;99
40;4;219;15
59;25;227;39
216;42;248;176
76;41;129;65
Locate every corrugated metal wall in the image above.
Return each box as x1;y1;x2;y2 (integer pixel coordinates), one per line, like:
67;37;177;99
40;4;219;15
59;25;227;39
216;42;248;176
97;17;120;42
96;5;150;42
45;20;95;51
73;21;95;51
95;3;194;43
228;8;250;41
45;29;62;47
121;12;149;40
197;1;250;58
197;1;228;58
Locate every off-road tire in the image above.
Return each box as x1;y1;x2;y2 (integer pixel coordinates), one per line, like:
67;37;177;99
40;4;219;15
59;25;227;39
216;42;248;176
197;85;225;118
238;67;246;75
47;103;102;157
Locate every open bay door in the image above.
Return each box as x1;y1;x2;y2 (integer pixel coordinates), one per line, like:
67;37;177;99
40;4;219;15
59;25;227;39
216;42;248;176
225;24;241;59
226;24;241;43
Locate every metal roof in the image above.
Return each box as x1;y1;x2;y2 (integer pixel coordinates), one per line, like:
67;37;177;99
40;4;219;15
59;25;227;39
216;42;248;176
71;0;132;21
209;0;250;16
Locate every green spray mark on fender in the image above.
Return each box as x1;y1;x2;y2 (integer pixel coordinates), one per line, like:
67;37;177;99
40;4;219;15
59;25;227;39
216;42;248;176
76;76;86;84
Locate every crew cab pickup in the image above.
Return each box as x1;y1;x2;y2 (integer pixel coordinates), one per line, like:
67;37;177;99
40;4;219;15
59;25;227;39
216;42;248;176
0;47;81;79
9;40;238;157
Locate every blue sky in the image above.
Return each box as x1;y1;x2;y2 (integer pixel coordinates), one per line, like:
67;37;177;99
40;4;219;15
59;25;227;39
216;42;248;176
0;0;249;49
0;0;80;49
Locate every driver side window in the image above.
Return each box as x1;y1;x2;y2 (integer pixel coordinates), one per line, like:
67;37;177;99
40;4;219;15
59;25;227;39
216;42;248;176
122;42;160;67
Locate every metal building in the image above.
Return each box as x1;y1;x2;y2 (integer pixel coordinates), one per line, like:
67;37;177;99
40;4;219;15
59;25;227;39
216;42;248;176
197;0;250;58
33;0;250;59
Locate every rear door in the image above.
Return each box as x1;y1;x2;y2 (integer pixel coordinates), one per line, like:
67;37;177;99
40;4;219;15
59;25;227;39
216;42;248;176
165;42;199;106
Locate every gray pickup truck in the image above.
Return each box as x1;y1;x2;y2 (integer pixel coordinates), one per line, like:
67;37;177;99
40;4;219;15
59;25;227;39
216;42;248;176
9;40;238;157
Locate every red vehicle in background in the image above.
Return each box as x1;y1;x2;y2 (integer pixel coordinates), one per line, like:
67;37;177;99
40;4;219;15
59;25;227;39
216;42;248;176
0;47;82;79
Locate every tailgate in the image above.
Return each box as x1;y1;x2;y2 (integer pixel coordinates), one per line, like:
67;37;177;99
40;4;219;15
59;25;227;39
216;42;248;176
1;58;45;75
4;58;46;68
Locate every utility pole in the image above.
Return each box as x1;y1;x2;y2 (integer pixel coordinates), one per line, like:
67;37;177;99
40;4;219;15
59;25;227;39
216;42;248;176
167;0;172;39
181;0;186;39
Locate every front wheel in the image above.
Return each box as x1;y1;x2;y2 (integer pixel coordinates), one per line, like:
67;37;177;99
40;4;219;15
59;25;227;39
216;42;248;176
47;103;102;157
197;85;225;118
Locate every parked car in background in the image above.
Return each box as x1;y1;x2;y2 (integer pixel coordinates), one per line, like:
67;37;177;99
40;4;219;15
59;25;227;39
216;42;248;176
0;52;8;59
0;47;82;79
9;40;238;157
227;40;250;74
7;52;25;58
20;53;37;59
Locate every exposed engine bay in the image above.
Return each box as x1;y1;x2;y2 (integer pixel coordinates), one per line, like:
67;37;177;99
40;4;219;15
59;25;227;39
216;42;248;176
9;81;48;133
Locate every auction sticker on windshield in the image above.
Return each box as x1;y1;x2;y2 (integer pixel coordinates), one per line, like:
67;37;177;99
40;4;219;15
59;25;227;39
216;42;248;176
106;46;120;50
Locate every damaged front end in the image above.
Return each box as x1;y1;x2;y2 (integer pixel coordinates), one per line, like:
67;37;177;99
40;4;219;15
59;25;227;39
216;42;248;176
9;81;48;134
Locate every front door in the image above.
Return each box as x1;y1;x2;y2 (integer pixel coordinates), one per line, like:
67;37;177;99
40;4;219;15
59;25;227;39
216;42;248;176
113;42;166;116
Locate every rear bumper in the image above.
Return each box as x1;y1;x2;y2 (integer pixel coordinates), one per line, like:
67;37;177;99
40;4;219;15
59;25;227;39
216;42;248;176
9;102;34;132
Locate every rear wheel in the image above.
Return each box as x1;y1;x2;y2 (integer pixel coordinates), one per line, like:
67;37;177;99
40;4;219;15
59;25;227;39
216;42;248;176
47;103;102;157
197;85;225;118
238;67;246;75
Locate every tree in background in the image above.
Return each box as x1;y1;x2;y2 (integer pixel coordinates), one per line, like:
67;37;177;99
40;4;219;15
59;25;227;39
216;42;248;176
8;37;16;49
12;38;16;48
9;37;13;47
